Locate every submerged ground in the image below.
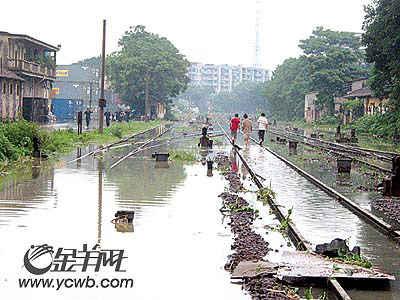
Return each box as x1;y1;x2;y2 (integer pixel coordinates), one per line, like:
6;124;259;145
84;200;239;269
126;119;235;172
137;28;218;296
0;121;398;300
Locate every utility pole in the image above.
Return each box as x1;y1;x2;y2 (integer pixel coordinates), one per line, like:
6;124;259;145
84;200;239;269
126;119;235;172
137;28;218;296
98;20;106;133
145;65;150;121
253;0;261;68
89;82;93;110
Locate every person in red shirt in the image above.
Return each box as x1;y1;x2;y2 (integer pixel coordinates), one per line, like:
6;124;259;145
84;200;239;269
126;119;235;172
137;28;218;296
230;113;240;144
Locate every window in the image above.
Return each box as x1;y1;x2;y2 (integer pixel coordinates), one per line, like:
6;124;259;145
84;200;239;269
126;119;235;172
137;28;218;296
2;82;6;94
9;83;13;95
16;84;19;96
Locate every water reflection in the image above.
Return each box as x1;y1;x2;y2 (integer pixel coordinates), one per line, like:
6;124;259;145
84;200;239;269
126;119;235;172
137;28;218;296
0;161;56;227
289;148;298;156
76;147;82;169
155;161;169;169
199;149;208;165
0;140;247;300
230;149;239;173
97;157;103;249
115;222;134;233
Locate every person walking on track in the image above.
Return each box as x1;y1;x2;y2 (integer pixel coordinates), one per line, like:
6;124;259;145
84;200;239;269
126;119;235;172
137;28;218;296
257;113;268;145
242;114;252;148
104;110;111;127
230;113;240;145
84;107;93;129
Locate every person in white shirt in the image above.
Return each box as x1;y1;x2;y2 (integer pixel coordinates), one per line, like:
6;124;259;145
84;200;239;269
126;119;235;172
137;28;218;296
257;113;268;145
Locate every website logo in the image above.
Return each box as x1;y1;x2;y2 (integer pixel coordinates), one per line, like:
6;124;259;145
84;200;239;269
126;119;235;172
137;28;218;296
23;244;127;275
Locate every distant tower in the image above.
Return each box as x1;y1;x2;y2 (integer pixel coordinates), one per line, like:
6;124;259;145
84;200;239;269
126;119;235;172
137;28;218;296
253;0;261;68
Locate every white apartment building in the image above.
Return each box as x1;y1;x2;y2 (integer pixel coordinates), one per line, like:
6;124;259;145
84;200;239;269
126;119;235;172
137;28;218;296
188;63;269;93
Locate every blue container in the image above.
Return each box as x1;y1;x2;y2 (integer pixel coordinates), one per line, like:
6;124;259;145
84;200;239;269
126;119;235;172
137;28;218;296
52;98;83;121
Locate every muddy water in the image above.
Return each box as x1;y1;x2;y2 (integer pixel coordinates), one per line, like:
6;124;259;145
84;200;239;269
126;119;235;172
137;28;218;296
0;131;249;299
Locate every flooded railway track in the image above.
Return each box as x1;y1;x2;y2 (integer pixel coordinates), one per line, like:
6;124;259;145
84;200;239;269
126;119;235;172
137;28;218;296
273;127;396;162
248;133;400;240
279;122;398;157
216;121;353;300
216;116;400;299
269;129;392;174
233;121;400;240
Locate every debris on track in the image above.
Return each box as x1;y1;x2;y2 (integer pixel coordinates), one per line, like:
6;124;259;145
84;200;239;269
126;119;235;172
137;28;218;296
217;153;298;300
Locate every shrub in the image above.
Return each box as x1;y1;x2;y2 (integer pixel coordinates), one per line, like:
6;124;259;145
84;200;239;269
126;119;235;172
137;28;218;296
0;132;20;161
109;126;123;138
314;114;340;126
351;111;400;138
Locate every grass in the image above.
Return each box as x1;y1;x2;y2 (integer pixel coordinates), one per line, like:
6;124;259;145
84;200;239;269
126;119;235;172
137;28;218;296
222;204;259;217
168;151;197;161
0;119;167;168
286;120;337;131
332;247;372;269
256;184;276;205
0;120;168;192
304;287;327;300
41;120;167;156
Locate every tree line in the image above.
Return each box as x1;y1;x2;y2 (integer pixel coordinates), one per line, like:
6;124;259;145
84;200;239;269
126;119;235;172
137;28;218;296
83;0;399;123
267;0;400;121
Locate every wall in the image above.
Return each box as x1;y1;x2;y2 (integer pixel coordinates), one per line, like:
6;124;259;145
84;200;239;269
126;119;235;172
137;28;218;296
0;78;21;120
304;93;318;122
351;79;367;92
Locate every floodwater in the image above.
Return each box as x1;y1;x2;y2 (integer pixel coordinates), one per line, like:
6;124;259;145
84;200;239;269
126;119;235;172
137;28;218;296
266;131;400;228
1;120;399;300
239;132;400;300
0;126;251;300
297;126;399;153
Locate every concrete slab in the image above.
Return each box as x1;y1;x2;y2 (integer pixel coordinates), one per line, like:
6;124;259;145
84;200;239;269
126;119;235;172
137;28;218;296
231;252;395;282
231;261;278;279
278;251;395;281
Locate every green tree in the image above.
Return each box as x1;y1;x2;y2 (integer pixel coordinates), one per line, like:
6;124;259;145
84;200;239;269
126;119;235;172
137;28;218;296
75;56;101;67
300;27;369;113
106;25;190;114
213;81;267;114
177;85;214;113
265;27;369;121
362;0;400;109
265;57;309;120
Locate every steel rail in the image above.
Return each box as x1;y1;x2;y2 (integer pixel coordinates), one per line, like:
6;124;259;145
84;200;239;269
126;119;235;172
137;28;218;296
216;121;352;300
109;126;173;169
269;129;392;174
103;132;224;151
273;127;393;163
68;123;168;164
246;134;400;240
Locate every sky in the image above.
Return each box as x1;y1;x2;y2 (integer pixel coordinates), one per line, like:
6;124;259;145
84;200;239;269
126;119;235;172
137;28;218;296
0;0;371;71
